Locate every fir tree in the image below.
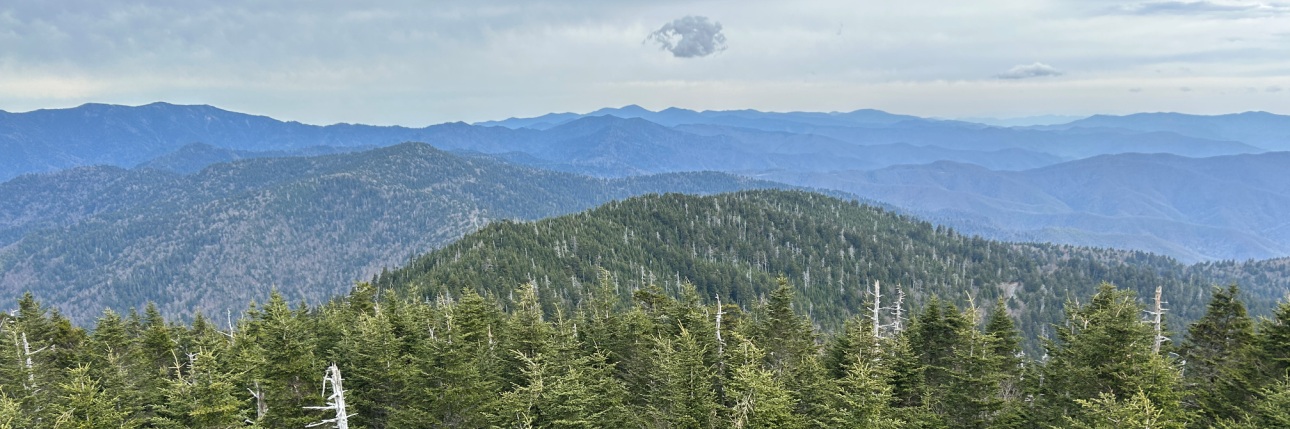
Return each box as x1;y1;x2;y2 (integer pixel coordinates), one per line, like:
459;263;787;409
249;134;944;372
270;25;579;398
1065;390;1186;429
1036;283;1187;426
1258;300;1290;380
648;325;721;428
726;339;805;429
1180;284;1258;426
250;292;320;427
153;349;246;428
49;365;139;429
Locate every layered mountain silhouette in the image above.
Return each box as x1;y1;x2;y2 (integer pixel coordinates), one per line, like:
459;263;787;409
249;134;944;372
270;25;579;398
2;102;1289;263
757;152;1290;262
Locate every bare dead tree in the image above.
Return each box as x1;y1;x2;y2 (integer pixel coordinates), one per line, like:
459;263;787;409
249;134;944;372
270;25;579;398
870;280;882;338
887;286;906;334
1145;285;1169;354
306;363;352;429
19;332;48;391
247;381;267;424
715;295;725;357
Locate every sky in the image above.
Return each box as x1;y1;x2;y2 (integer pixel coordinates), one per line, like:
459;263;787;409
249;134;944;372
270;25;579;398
2;0;1289;126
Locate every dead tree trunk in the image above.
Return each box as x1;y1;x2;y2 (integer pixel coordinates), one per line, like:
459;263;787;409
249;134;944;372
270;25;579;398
248;381;267;423
870;280;882;338
306;363;352;429
1148;285;1168;354
715;295;725;357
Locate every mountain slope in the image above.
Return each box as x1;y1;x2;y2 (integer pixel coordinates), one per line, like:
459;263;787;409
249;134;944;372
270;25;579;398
758;152;1290;261
0;143;788;322
376;190;1247;353
136;142;369;174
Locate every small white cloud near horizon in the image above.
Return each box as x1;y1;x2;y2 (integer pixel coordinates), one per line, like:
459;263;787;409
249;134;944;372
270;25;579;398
646;16;727;58
996;63;1064;80
1115;1;1290;17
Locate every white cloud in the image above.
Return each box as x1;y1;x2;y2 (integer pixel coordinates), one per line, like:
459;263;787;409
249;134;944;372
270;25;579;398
996;63;1064;79
1111;1;1290;17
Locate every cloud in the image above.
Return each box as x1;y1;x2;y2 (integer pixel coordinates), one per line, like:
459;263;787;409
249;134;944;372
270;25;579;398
996;62;1063;79
1269;86;1284;92
1113;1;1290;17
646;16;727;58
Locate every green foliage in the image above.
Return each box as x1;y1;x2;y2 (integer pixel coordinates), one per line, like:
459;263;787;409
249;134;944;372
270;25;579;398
1180;284;1258;426
1259;300;1290;380
2;194;1286;429
726;340;805;429
1036;283;1187;426
153;349;245;428
1064;390;1186;429
378;190;1225;355
49;365;139;429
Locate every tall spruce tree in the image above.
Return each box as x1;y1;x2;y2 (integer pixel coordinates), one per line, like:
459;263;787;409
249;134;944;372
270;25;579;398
1180;284;1258;426
250;292;320;427
648;325;721;428
1037;283;1187;427
1258;300;1290;380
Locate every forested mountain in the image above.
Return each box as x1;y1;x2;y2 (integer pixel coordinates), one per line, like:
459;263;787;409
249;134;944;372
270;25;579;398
375;190;1285;355
5;102;1290;261
0;143;787;323
5;259;1288;428
760;152;1290;262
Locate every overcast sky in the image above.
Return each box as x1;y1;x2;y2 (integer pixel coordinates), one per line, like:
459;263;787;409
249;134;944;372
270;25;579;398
2;0;1289;125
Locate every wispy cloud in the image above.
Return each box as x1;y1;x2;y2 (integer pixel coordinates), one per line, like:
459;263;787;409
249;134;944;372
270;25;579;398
996;63;1063;80
646;16;727;58
1112;1;1290;17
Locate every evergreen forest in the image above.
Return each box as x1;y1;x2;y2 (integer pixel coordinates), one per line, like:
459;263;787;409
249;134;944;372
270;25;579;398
4;190;1290;428
2;276;1289;428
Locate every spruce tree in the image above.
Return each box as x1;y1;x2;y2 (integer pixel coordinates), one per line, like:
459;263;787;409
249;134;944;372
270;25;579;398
1037;283;1187;426
1244;379;1290;428
751;277;829;424
648;325;721;428
154;349;246;428
1258;300;1290;380
983;298;1027;427
1065;390;1185;429
726;339;805;429
250;292;320;427
0;391;19;429
49;365;139;429
1180;284;1257;426
338;310;409;429
824;334;902;429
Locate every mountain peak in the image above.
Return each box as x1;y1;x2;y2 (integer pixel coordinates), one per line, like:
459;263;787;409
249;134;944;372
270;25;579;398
588;104;653;116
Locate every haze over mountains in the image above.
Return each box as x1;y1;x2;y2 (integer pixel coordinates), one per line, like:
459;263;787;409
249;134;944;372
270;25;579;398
0;143;785;322
2;102;1289;273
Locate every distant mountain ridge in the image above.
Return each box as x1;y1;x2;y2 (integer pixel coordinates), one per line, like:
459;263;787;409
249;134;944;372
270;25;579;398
0;143;790;322
3;102;1290;262
758;152;1290;262
0;102;1269;181
1047;111;1290;151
